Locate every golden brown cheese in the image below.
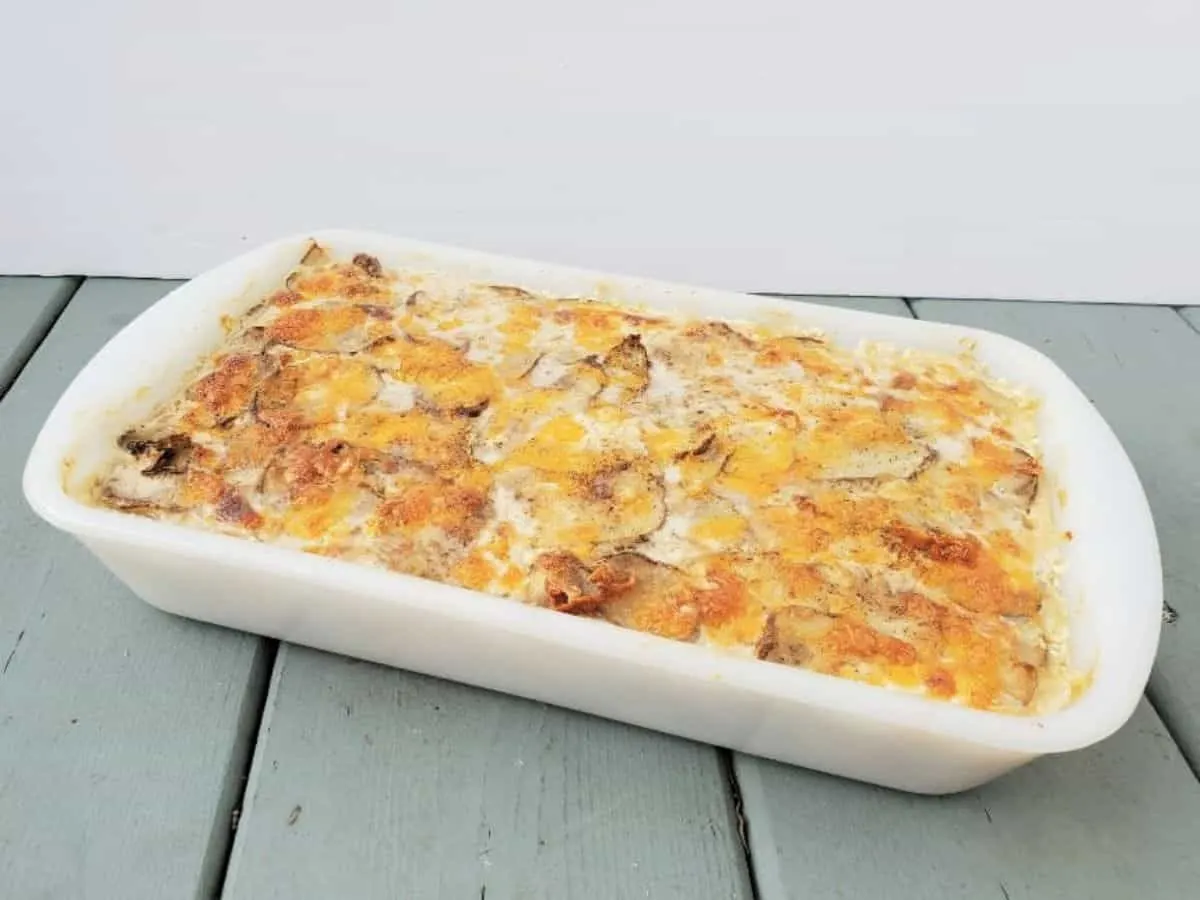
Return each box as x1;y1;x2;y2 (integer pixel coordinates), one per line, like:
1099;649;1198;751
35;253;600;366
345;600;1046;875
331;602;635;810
88;245;1075;715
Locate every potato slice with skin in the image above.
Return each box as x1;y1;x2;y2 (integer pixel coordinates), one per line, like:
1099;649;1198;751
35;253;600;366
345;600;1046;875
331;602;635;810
187;354;265;427
285;259;392;302
371;333;497;414
986;446;1041;510
472;355;611;465
299;242;330;266
637;494;750;568
691;554;857;648
98;474;181;515
117;431;194;477
351;253;384;278
529;550;700;642
256;354;381;428
331;408;474;472
883;522;1040;617
649;322;759;378
529;551;605;613
675;432;731;496
266;302;381;353
599;334;650;403
545;462;667;550
371;470;490;545
757;606;918;672
591;553;700;641
756;606;825;667
521;353;607;398
1008;451;1040;509
817;443;937;483
791;402;935;484
682;321;756;355
260;438;376;504
487;284;538;301
99;449;263;529
221;419;296;472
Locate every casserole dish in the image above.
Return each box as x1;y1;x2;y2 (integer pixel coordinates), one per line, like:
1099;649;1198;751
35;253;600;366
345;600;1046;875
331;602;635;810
22;230;1161;793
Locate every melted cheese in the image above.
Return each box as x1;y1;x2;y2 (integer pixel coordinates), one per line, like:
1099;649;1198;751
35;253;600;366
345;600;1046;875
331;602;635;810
88;247;1077;716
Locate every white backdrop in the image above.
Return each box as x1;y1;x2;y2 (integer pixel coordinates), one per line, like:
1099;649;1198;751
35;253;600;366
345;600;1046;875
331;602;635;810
2;1;1198;303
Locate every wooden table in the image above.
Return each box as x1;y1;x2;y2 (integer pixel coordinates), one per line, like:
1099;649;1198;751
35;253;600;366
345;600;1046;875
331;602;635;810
2;277;1198;899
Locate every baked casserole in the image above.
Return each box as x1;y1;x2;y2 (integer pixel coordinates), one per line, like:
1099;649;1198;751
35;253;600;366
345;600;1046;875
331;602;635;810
88;245;1076;714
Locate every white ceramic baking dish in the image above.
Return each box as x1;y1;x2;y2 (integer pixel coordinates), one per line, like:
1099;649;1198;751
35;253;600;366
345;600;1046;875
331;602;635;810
23;230;1162;794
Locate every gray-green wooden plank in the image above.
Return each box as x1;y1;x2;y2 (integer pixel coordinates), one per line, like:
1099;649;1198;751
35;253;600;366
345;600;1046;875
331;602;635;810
0;279;272;900
912;300;1200;764
0;276;79;395
734;296;1200;898
737;699;1200;900
223;645;751;900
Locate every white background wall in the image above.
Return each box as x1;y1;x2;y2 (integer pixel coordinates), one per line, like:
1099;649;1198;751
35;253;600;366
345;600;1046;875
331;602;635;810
3;1;1198;302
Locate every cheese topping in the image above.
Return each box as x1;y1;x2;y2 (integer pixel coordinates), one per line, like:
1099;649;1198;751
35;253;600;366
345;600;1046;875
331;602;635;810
87;247;1077;714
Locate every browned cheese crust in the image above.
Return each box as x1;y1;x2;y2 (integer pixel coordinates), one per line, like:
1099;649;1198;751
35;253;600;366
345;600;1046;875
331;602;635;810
90;246;1074;714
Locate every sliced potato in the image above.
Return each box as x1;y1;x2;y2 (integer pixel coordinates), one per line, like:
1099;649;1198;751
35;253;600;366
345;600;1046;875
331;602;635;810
117;431;194;477
675;432;731;496
98;475;181;515
351;253;384;278
884;522;1041;617
998;447;1041;510
371;469;490;545
188;354;264;427
299;242;330;266
526;461;667;552
757;606;918;673
662;321;758;371
521;353;607;398
286;260;392;302
599;334;650;403
756;606;829;667
487;285;538;301
999;661;1039;707
256;354;381;428
591;553;700;641
817;443;937;482
266;303;380;353
371;333;497;413
333;409;474;472
260;438;372;502
529;551;605;613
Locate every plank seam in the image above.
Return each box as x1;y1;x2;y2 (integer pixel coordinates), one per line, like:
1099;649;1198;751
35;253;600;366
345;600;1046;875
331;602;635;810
208;639;280;900
0;276;83;404
720;749;762;900
1175;308;1200;336
1144;687;1200;783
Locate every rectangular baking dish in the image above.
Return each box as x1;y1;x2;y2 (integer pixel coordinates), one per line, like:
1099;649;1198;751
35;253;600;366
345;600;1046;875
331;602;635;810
22;230;1162;794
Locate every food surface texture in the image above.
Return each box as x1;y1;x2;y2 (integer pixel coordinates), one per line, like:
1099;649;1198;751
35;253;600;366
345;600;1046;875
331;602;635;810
89;245;1074;714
